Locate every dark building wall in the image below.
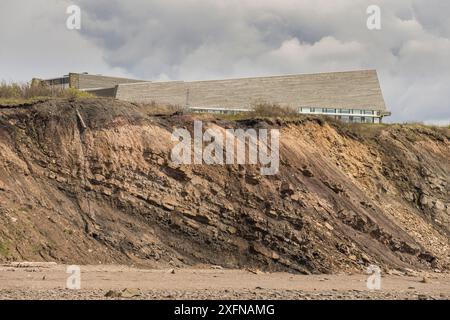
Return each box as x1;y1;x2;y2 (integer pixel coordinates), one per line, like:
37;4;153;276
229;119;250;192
34;77;70;90
86;87;118;97
69;73;145;90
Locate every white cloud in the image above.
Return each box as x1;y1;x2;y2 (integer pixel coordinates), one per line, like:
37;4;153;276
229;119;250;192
0;0;131;81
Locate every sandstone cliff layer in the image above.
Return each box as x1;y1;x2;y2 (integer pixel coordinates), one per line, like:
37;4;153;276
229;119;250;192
0;99;448;273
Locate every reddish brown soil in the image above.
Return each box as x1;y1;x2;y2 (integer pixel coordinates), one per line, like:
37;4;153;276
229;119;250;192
0;99;449;275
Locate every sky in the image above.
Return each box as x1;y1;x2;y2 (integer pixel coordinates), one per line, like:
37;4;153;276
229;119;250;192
0;0;449;124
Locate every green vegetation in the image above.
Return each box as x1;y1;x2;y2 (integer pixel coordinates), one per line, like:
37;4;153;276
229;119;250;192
0;241;10;256
18;207;30;213
31;243;45;255
188;102;449;141
0;81;94;106
138;101;184;115
192;102;305;121
249;102;299;117
329;117;449;141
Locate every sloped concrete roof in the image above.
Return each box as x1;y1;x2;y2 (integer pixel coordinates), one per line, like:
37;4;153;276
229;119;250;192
115;70;387;111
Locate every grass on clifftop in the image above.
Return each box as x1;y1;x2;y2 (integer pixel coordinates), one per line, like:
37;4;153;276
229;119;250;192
0;81;94;107
211;103;449;129
188;102;449;141
1;91;448;137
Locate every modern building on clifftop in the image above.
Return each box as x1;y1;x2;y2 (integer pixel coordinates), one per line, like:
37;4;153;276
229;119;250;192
35;70;390;123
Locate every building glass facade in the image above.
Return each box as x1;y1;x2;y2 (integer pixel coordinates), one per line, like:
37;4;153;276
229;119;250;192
298;107;383;123
189;106;385;123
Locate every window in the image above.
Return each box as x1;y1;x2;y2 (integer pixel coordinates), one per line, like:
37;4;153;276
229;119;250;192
325;108;336;114
363;110;374;115
341;116;350;122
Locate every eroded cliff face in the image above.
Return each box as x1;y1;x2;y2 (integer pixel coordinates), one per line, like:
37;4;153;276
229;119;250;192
0;99;448;274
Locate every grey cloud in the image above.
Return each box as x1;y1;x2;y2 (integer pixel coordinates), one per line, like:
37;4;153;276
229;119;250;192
0;0;132;81
0;0;449;123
